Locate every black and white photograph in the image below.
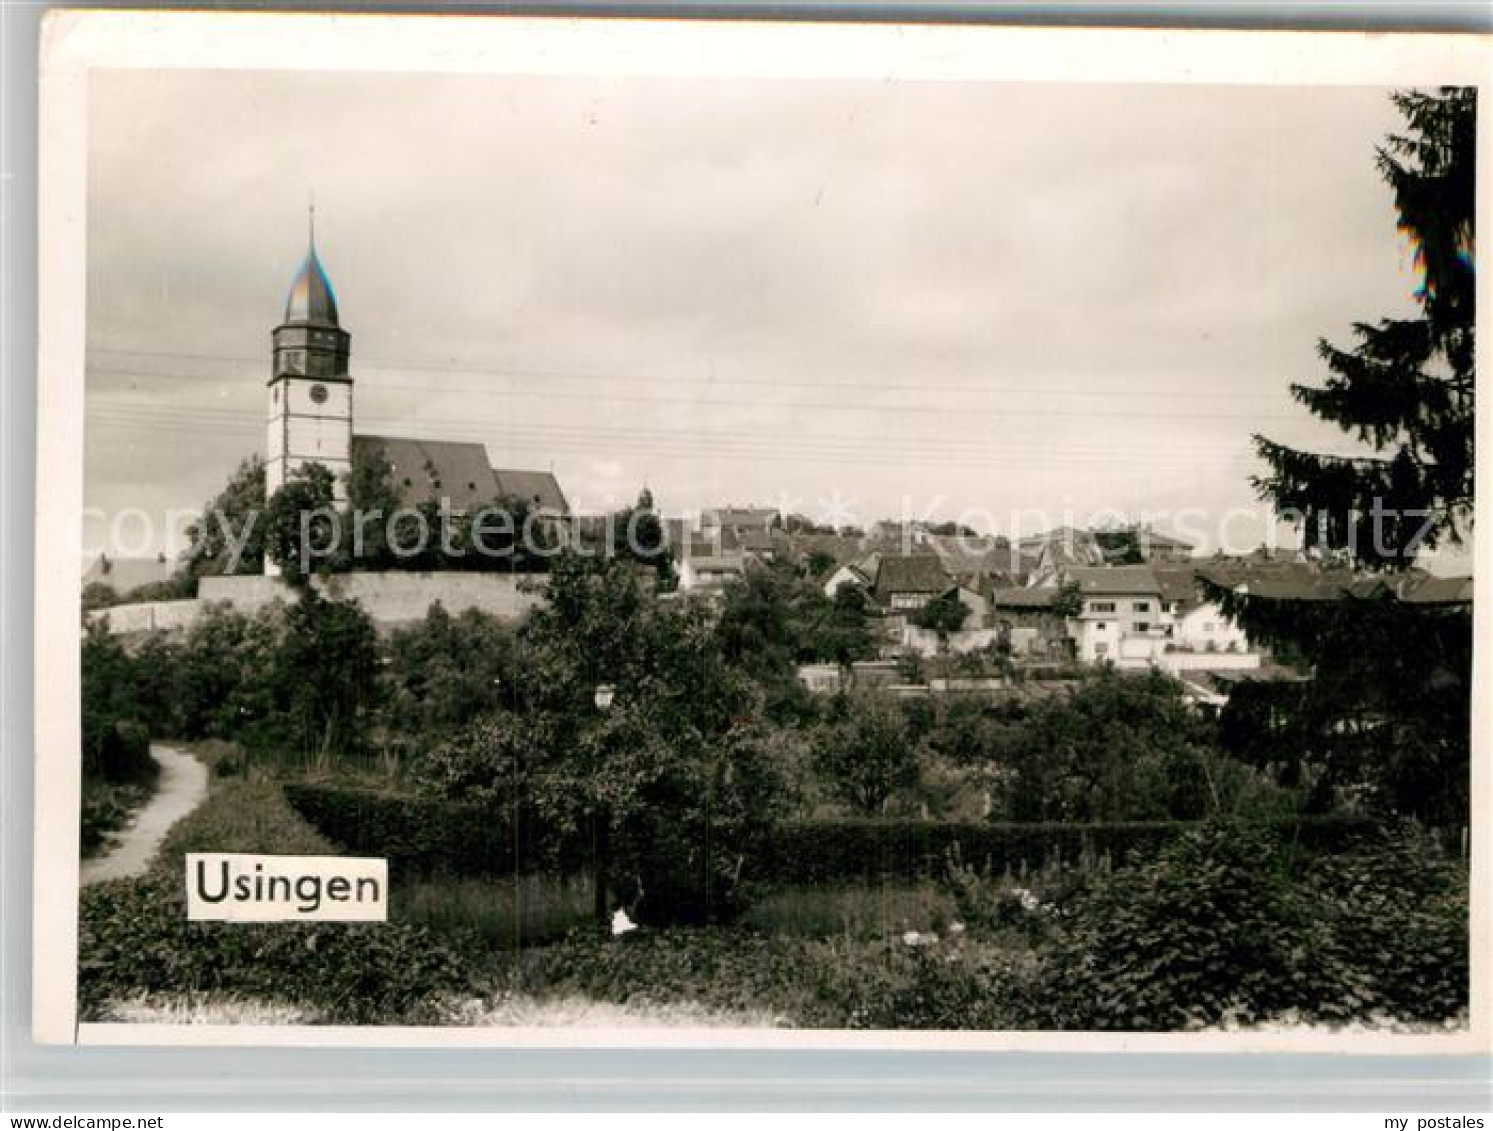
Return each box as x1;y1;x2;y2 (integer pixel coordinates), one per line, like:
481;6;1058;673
33;14;1487;1048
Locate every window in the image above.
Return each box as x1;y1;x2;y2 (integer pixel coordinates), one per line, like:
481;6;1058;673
1094;642;1109;656
1090;601;1116;613
1094;622;1108;631
1133;601;1151;612
1135;622;1151;633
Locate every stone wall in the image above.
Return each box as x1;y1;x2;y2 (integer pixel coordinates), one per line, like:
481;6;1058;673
91;571;542;635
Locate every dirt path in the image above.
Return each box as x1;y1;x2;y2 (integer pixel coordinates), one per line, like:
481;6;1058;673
81;745;209;885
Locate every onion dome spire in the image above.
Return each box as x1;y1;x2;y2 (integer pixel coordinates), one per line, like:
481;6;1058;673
283;202;340;327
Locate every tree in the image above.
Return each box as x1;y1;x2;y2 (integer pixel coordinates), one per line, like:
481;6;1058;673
419;553;786;925
182;455;268;577
912;591;970;636
275;593;381;755
813;691;920;815
1219;88;1476;825
607;488;675;589
1252;88;1474;568
988;669;1247;822
383;604;519;736
263;464;340;586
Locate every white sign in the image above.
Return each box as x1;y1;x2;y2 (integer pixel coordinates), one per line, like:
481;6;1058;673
185;853;388;922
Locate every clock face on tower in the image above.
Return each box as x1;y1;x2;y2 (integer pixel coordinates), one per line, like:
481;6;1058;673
310;383;329;405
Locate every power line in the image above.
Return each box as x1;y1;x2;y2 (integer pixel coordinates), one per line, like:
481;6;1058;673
85;343;1293;404
86;365;1301;424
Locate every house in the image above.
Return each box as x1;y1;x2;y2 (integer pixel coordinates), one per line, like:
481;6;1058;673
675;549;749;593
1018;527;1106;586
989;586;1071;658
701;507;779;540
926;534;1017;591
872;554;955;613
822;552;881;601
1059;565;1167;666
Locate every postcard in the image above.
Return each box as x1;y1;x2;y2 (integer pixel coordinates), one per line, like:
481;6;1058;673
34;11;1490;1050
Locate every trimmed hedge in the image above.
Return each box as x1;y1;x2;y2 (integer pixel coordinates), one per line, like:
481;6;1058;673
756;815;1381;884
284;781;1381;883
282;782;566;878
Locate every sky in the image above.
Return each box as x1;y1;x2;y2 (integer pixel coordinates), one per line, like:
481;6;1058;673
85;70;1439;559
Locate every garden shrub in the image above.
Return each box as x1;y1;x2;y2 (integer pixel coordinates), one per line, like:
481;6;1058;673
807;934;1043;1029
1298;824;1468;1023
78;874;473;1024
282;783;1381;891
508;927;819;1019
283;782;566;879
758;815;1377;885
1029;820;1468;1030
79;775;475;1024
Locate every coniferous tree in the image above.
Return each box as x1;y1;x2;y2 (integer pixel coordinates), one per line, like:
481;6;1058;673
1253;88;1474;568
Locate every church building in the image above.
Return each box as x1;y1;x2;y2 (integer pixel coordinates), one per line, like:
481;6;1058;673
264;220;569;572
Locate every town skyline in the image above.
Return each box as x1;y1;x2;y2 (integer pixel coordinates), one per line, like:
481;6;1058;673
85;72;1443;564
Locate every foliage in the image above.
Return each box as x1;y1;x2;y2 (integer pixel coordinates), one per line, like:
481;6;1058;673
1051;581;1084;620
607;489;675;588
284;781;562;879
1204;578;1471;826
416;553;789;925
169;603;288;741
987;668;1260;822
276;592;381;755
811;691;920;815
1252;88;1475;565
82;582;121;611
182;455;268;577
78;776;474;1024
382;604;519;737
1031;820;1467;1030
80;621;159;784
123;577;199;604
263;464;339;586
79;873;471;1025
809;934;1040;1030
716;560;877;684
911;591;971;635
80;779;154;858
755;814;1377;885
504;927;821;1021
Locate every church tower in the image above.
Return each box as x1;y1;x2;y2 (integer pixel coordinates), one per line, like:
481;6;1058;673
265;210;353;505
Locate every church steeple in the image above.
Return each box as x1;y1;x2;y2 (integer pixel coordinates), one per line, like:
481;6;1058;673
266;209;354;531
283;205;341;329
272;208;350;382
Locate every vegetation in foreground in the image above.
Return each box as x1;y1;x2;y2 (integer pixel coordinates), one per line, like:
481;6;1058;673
78;765;1467;1030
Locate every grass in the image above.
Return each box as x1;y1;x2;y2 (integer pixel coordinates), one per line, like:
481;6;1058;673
396;874;595;945
394;874;963;946
151;773;338;876
743;881;959;939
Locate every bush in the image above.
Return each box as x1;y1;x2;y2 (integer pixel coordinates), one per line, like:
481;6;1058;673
1029;820;1468;1030
808;934;1041;1029
758;815;1378;884
79;780;153;858
283;782;564;879
78;775;475;1023
282;784;1382;892
78;874;472;1024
